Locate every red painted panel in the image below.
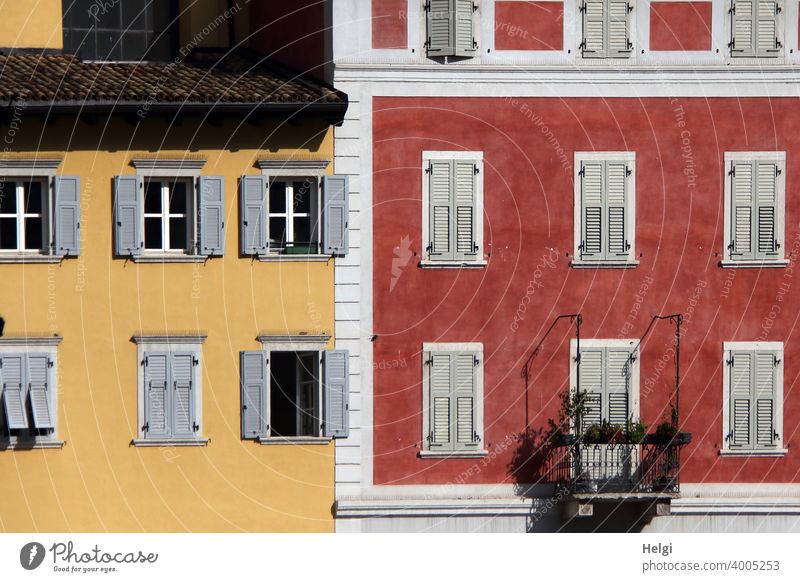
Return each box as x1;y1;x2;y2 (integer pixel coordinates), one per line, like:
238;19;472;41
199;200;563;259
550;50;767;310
495;1;563;51
372;96;800;486
373;0;408;49
650;2;712;51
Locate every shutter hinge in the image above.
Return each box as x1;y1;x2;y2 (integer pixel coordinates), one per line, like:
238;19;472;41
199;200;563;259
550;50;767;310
427;431;433;443
626;166;632;176
776;38;783;49
143;356;148;366
424;38;431;49
425;163;433;174
423;1;431;12
193;357;199;366
726;358;733;366
625;241;631;251
474;355;480;366
193;422;200;433
472;38;478;50
729;3;735;15
143;422;149;433
473;430;480;442
579;2;587;13
627;2;633;13
774;431;781;441
776;3;782;14
425;357;433;366
729;166;736;176
627;40;633;50
574;353;582;363
776;166;782;176
426;243;433;254
472;2;478;13
727;240;736;251
774;355;782;366
578;40;587;51
578;165;585;176
728;40;735;49
473;164;479;175
473;242;479;252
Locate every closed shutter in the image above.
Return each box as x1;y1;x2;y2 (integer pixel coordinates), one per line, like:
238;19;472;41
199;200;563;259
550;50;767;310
732;0;780;57
171;352;196;438
429;160;453;260
606;161;628;257
1;354;28;430
454;0;477;57
144;352;170;438
729;351;753;448
453;352;478;449
240;351;267;439
428;352;452;448
27;354;54;430
454;161;478;260
323;175;349;256
198;176;225;257
755;0;780;56
605;348;632;426
730;161;754;259
580;162;604;260
54;176;81;257
755;161;779;258
114;175;142;257
754;351;777;448
608;0;632;57
427;0;455;56
239;175;267;255
582;0;606;56
323;350;349;438
579;347;604;430
731;0;754;55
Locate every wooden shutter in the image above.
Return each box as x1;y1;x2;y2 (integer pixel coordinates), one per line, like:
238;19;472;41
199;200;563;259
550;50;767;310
731;161;755;259
114;175;142;257
144;352;170;438
27;354;54;430
171;352;196;438
580;161;604;260
427;0;455;56
239;175;267;255
754;351;777;448
454;0;477;57
582;0;606;56
323;350;350;438
323;175;349;256
240;351;267;439
54;176;81;257
605;348;632;426
199;176;225;257
454;161;478;260
731;0;754;55
579;347;604;429
428;352;452;448
730;351;753;448
606;161;628;257
1;354;28;430
755;161;779;258
453;352;478;449
608;0;632;57
429;160;453;260
755;0;780;56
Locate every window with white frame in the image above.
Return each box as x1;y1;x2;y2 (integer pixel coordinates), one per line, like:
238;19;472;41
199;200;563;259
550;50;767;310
723;152;786;266
0;338;62;448
421;343;484;455
425;0;478;59
267;177;320;254
722;342;785;455
729;0;783;58
573;152;637;267
580;0;634;59
143;178;195;252
422;151;484;266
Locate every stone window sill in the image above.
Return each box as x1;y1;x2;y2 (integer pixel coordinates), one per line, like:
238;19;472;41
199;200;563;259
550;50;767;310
719;259;789;269
719;448;788;457
570;260;639;269
132;438;209;447
131;254;209;263
0;439;65;450
258;436;332;445
419;449;488;459
0;254;63;264
419;260;488;269
257;254;332;263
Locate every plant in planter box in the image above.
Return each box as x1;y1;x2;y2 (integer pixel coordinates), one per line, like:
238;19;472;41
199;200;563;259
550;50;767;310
600;420;626;444
546;389;588;445
583;423;602;443
626;420;647;444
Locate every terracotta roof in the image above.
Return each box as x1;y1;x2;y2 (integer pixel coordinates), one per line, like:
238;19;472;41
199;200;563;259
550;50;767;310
0;48;346;116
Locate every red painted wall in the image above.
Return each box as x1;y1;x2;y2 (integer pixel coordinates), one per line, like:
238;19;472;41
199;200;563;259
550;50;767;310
372;96;800;486
249;1;326;79
373;0;408;49
650;2;712;51
495;1;563;51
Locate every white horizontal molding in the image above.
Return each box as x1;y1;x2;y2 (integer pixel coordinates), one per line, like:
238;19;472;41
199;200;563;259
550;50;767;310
257;254;332;263
258;334;331;352
672;498;800;515
719;259;790;269
131;334;208;345
0;158;62;172
0;439;66;450
0;254;63;264
0;335;63;347
418;450;489;459
132;254;208;263
132;438;209;447
258;436;332;446
256;159;331;176
570;260;640;269
131;158;206;170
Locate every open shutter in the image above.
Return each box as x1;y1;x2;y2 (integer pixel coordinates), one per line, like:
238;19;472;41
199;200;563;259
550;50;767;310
453;352;478;449
454;160;478;260
54;176;81;257
582;0;606;56
428;352;452;448
454;0;477;57
27;354;54;430
239;175;267;255
605;348;632;426
580;161;604;260
755;0;780;56
1;354;28;430
578;347;604;430
144;352;170;438
199;176;225;257
171;352;196;438
429;160;453;261
240;351;267;439
608;0;632;57
754;351;777;448
427;0;455;56
606;161;629;257
323;175;349;256
755;161;779;258
730;351;753;448
731;0;754;55
323;350;349;438
114;175;142;257
731;161;754;259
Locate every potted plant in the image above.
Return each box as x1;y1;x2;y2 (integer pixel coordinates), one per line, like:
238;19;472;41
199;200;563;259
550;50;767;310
627;420;647;444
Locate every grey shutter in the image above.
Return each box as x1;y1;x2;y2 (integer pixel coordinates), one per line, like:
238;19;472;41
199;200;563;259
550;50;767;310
27;354;54;430
730;351;752;448
755;161;779;258
453;352;479;449
454;0;477;57
608;0;632;57
239;175;267;255
582;0;606;56
240;351;267;439
731;0;755;55
429;160;453;260
605;348;631;426
427;0;455;56
1;354;28;430
754;351;777;448
114;175;142;257
171;352;196;438
428;352;452;449
323;175;349;256
54;176;81;257
454;161;478;260
199;176;225;257
756;1;781;56
731;161;754;259
144;352;170;438
578;347;603;430
323;349;349;438
580;161;604;260
606;161;629;257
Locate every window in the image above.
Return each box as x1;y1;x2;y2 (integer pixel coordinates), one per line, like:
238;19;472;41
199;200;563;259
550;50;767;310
421;151;484;267
240;340;349;442
0;338;63;449
421;343;484;456
722;152;786;267
425;0;478;59
729;0;782;58
0;176;80;259
573;152;637;267
114;173;225;260
267;177;319;254
62;0;177;62
580;0;633;58
133;336;206;446
722;342;785;455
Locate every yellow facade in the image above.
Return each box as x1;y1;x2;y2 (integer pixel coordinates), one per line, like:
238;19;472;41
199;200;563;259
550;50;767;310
0;0;63;49
0;117;337;532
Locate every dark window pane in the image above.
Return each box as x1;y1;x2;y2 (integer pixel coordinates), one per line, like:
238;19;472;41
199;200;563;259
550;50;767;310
269;181;287;213
24;182;43;214
144;181;162;214
25;217;43;250
66;28;97;59
144;217;162;249
293;181;312;214
146;34;172;61
122;0;149;30
96;30;122;60
169;217;188;250
168;181;187;214
269;218;286;246
0;218;17;249
293;218;311;244
121;31;148;61
0;183;16;213
94;1;121;28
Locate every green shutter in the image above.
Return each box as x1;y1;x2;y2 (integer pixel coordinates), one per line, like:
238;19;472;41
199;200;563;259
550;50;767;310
454;0;477;57
608;0;632;57
579;348;604;430
754;351;777;448
730;351;753;448
731;161;755;259
429;160;454;261
582;0;606;56
606;161;628;257
427;0;455;56
1;354;28;430
453;352;478;449
580;161;604;260
428;352;452;448
454;161;478;260
755;161;779;258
